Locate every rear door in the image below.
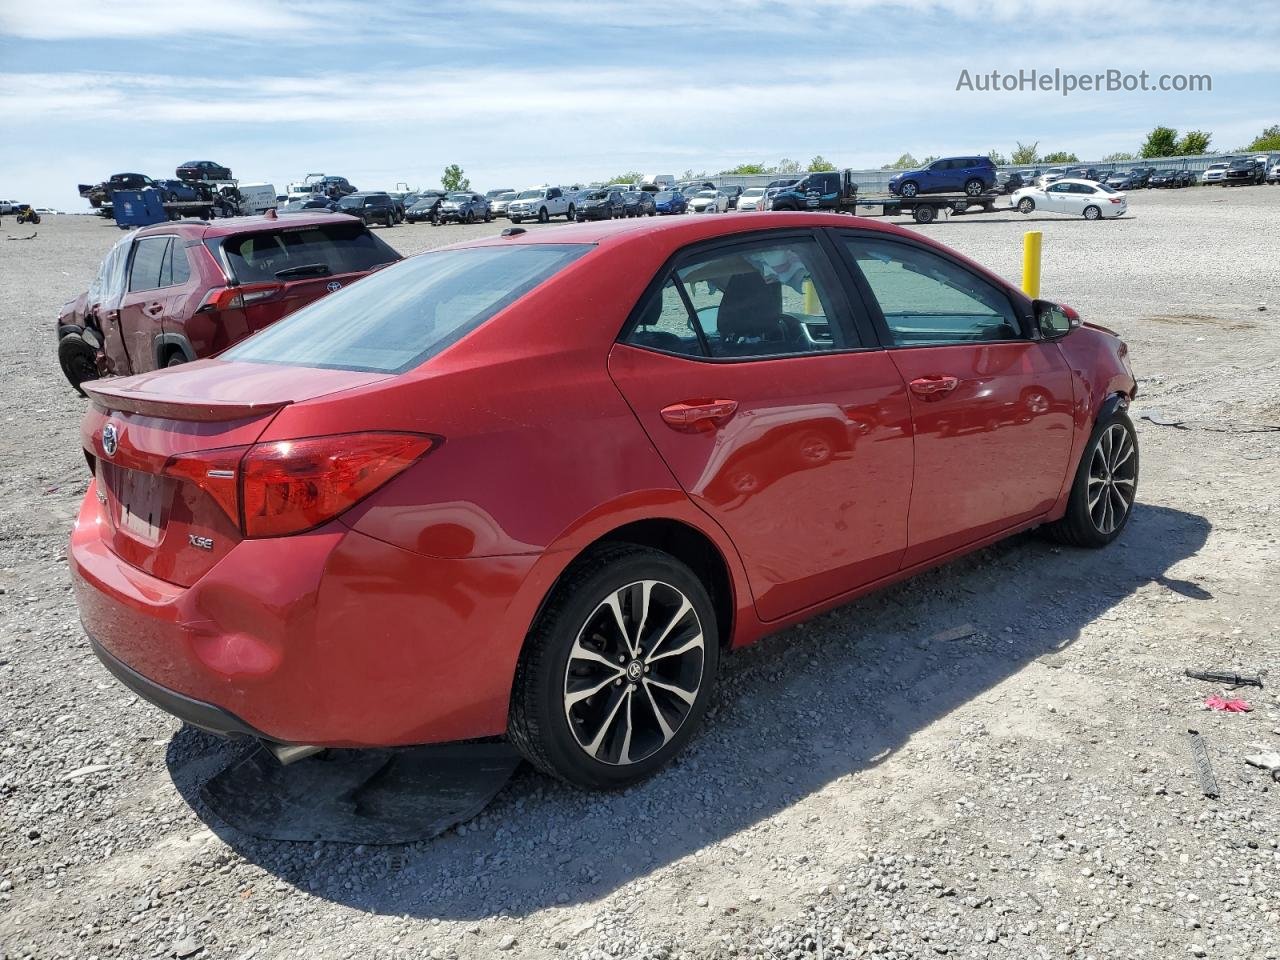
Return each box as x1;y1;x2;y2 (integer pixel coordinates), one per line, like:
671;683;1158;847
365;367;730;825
835;232;1074;567
118;236;176;373
609;230;914;621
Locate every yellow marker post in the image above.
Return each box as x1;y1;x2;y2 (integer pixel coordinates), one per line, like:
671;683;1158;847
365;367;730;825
1022;230;1042;299
802;277;821;315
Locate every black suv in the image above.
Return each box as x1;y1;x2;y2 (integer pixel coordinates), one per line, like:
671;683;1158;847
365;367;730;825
336;192;398;226
1222;158;1266;186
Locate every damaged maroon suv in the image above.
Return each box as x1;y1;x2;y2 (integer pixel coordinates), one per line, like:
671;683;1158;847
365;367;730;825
55;212;400;394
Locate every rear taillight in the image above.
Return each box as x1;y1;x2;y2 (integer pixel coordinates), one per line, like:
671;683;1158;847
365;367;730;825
1110;197;1124;204
196;282;284;313
160;433;436;538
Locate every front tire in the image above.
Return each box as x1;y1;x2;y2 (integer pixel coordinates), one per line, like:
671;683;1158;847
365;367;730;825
900;181;919;198
1043;411;1138;547
58;333;99;396
1018;197;1035;214
509;544;720;790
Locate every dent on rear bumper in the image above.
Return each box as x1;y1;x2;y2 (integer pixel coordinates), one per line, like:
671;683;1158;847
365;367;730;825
70;487;538;747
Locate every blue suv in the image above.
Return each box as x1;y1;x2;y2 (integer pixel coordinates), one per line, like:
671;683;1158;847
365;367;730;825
888;156;997;198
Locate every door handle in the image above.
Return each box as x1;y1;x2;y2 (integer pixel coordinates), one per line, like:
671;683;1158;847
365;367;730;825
660;399;739;432
908;375;960;397
143;302;165;317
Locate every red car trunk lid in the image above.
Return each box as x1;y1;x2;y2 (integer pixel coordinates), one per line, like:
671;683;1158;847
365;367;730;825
81;363;391;586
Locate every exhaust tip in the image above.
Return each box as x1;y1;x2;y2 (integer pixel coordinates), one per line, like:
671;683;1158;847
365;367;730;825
267;743;324;765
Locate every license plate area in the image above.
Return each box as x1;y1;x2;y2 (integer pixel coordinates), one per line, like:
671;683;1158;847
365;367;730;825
100;462;167;544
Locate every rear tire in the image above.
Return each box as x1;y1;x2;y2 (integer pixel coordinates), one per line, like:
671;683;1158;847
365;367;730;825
1083;205;1102;220
58;334;99;396
964;178;984;197
509;544;720;790
566;204;575;221
1042;411;1138;548
166;353;187;368
538;207;549;224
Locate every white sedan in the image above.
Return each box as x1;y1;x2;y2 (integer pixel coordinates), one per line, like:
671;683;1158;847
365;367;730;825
689;190;729;214
1011;178;1127;220
736;186;767;211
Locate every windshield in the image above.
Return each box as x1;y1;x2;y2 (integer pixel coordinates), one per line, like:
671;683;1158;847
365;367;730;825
585;191;610;201
654;191;675;201
516;190;543;200
222;244;592;374
207;221;400;284
446;193;472;201
496;192;517;201
338;196;363;208
697;190;717;198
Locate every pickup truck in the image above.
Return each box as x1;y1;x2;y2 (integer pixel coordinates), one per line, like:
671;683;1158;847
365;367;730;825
508;186;574;223
764;170;859;213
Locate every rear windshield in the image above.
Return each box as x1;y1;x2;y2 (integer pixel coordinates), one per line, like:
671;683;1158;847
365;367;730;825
207;221;400;284
222;243;592;373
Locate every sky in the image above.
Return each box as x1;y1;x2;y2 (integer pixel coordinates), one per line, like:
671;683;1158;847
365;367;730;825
2;0;1277;210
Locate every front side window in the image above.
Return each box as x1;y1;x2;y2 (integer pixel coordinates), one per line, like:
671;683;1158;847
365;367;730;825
223;243;591;373
843;237;1021;346
626;237;854;360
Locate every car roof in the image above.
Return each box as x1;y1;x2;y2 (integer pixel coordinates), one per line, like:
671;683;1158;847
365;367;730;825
452;211;926;250
132;211;354;240
437;212;1028;308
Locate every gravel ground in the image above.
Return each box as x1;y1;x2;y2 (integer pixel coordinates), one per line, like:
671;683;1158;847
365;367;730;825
2;188;1279;960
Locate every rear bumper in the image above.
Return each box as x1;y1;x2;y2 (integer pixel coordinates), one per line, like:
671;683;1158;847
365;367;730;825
70;483;538;747
90;634;272;741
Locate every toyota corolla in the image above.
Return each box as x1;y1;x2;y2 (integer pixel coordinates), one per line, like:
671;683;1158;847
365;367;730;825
71;213;1138;790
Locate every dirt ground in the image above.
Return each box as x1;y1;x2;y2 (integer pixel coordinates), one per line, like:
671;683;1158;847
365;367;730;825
1;188;1278;960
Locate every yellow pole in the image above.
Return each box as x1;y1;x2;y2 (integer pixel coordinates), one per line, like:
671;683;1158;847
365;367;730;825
802;277;820;315
1022;230;1042;299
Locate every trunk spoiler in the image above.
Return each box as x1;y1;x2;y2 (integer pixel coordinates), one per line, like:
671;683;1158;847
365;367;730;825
83;380;291;422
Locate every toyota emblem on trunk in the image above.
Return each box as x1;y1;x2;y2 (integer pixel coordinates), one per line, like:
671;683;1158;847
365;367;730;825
327;281;342;293
101;423;119;457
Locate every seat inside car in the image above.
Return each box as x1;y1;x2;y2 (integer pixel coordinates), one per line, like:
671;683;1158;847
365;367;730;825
716;270;793;354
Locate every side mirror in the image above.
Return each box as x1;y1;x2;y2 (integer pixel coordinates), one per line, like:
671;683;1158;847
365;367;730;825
1034;299;1081;340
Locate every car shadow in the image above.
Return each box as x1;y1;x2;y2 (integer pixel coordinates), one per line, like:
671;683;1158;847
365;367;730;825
167;501;1208;920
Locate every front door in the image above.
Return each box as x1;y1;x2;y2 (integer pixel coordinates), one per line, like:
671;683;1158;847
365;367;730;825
836;232;1075;567
609;231;914;621
1043;181;1079;214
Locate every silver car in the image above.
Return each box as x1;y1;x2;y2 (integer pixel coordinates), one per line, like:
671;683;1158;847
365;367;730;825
1201;163;1229;184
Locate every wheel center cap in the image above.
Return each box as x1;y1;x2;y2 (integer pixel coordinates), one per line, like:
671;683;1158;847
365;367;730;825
626;660;644;681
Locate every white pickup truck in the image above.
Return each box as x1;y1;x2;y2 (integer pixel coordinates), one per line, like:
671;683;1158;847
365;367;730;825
0;199;16;215
507;186;574;223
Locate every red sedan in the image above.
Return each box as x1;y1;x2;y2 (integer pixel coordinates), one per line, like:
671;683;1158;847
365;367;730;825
70;213;1138;790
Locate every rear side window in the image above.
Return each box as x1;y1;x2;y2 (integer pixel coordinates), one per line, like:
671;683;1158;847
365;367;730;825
207;221;399;283
626;237;855;359
222;243;591;373
128;237;170;292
